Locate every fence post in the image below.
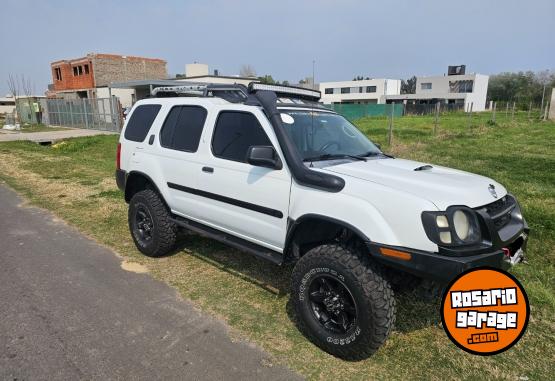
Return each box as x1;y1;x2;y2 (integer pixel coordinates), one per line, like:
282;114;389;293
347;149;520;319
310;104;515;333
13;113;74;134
528;101;532;120
69;101;74;127
505;101;509;119
492;102;497;123
467;102;473;129
511;102;515;121
433;102;440;135
388;102;394;146
83;99;89;129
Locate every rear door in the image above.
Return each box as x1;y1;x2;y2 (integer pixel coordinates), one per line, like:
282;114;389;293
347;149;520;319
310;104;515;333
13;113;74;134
154;104;209;218
193;107;292;251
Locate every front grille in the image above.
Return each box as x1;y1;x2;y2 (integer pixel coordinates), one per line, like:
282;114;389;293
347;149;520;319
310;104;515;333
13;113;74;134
482;195;516;230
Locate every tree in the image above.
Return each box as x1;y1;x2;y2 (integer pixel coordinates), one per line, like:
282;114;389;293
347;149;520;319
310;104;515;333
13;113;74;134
257;75;276;84
6;74;20;122
401;76;417;94
352;75;364;81
487;70;555;105
20;75;37;124
239;64;257;78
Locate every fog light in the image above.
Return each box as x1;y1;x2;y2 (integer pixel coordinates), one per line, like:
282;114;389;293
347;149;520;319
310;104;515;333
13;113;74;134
436;215;449;228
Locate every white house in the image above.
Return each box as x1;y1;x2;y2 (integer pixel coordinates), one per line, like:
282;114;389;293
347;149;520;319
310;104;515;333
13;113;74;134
319;79;402;105
0;96;16;115
386;70;489;112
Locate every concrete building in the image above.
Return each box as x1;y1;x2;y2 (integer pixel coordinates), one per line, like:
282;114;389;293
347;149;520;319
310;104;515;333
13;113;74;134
386;67;489;112
49;53;167;106
0;96;16;115
319;79;402;105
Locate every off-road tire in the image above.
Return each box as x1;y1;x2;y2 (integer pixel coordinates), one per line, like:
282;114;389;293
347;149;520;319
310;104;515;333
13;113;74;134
128;189;177;257
291;243;395;360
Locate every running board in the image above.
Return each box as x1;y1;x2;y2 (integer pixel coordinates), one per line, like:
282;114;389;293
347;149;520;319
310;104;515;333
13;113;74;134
169;215;284;265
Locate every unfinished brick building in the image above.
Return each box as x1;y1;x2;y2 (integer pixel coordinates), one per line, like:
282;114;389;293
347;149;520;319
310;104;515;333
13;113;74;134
49;53;167;99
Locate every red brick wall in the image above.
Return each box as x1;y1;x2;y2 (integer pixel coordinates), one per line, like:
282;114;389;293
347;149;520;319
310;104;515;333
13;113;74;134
51;60;95;91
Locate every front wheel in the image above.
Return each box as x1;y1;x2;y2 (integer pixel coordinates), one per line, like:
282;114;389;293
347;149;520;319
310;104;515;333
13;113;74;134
291;243;395;360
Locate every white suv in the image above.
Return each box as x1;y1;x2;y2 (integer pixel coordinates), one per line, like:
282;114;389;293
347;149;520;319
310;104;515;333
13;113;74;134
116;83;528;359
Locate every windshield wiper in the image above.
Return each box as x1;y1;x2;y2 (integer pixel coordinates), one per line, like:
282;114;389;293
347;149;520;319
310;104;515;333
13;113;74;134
361;151;395;159
303;153;367;162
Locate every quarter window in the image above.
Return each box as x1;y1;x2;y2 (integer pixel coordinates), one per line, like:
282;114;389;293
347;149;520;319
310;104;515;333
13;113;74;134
160;106;207;152
124;104;161;142
212;111;272;163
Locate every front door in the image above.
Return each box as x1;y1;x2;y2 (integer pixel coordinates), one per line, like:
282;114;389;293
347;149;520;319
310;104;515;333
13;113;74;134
194;108;291;251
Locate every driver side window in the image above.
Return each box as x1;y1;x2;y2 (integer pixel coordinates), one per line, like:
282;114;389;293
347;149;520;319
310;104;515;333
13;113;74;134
211;111;273;163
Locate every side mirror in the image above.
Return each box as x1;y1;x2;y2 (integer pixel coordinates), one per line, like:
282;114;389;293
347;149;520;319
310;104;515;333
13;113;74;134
247;146;282;170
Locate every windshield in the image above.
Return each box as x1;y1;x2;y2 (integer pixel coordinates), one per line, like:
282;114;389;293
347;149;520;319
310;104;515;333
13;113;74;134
279;109;381;161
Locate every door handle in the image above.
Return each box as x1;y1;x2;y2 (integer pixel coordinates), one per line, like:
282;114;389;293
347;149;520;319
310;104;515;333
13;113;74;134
202;166;214;173
148;135;155;145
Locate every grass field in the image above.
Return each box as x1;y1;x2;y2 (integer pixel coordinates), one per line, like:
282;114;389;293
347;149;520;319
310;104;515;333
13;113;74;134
0;112;553;380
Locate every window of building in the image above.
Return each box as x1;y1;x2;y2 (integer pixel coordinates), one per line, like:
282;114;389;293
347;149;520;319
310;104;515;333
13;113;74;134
78;66;83;75
341;87;350;94
160;106;207;152
124;104;161;142
73;66;78;76
84;64;89;74
449;80;473;93
325;88;333;94
54;67;62;81
421;83;432;90
366;86;377;93
212;111;272;163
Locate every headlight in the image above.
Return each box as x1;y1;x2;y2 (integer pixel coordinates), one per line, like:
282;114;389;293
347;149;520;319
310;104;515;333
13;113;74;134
453;210;470;240
421;207;481;247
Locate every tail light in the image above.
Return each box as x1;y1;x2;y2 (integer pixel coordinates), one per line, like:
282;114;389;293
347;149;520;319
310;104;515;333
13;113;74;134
116;143;121;170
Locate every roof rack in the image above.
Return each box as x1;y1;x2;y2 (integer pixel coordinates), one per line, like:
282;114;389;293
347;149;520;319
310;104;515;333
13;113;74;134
150;83;321;103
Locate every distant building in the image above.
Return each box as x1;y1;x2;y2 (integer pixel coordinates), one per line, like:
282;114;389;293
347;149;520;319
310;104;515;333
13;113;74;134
0;96;16;115
386;66;489;112
49;53;167;106
109;63;258;105
319;79;402;105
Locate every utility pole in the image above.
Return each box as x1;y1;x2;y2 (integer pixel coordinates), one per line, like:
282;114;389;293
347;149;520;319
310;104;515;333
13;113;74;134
312;60;316;90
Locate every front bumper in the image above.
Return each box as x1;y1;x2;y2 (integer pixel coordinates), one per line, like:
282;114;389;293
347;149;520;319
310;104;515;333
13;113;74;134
367;227;528;283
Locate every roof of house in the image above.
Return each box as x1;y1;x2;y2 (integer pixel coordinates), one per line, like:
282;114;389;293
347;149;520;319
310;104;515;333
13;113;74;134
51;53;166;66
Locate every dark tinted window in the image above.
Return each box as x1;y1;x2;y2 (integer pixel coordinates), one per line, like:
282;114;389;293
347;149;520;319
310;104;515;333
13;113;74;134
325;88;333;94
160;106;207;152
341;87;350;94
366;86;376;93
124;104;161;142
212;111;271;163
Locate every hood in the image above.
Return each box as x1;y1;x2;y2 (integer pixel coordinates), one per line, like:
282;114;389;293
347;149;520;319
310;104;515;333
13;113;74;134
324;158;506;210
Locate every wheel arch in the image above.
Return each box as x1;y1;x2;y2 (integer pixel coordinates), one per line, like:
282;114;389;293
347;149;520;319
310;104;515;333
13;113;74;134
125;171;165;204
284;214;371;261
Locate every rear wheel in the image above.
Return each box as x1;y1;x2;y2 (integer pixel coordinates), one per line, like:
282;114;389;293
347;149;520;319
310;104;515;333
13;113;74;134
291;243;395;360
128;189;177;257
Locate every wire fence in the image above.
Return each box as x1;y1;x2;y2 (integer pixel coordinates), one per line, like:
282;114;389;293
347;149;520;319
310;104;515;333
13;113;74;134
40;97;122;132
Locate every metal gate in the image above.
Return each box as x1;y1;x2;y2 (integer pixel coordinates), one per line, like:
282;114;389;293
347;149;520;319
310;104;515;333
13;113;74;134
40;97;122;132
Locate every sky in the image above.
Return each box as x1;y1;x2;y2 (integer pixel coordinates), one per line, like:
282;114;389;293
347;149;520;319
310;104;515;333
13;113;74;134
1;0;554;95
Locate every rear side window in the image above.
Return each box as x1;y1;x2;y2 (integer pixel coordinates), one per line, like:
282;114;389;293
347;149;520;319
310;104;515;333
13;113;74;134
160;106;207;152
212;111;272;163
124;104;161;142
